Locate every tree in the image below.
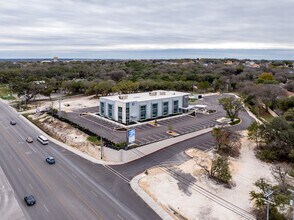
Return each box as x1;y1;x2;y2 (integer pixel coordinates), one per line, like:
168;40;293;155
210;156;232;184
212;127;241;157
271;165;290;193
250;178;290;219
40;85;54;100
257;72;275;83
258;84;282;109
257;117;294;162
219;96;243;123
284;108;294;122
247;121;262;148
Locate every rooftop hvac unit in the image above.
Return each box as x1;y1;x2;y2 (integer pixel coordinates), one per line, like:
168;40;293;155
159;91;166;95
118;95;128;100
149;91;157;96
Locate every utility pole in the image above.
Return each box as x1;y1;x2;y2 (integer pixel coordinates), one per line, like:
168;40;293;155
58;88;61;118
24;91;27;110
288;189;294;220
265;189;273;220
100;134;103;159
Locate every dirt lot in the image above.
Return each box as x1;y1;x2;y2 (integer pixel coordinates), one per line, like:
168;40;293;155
25;94;99;113
20;95;104;160
139;131;276;220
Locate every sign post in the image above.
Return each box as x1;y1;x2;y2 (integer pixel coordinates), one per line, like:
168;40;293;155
127;129;136;146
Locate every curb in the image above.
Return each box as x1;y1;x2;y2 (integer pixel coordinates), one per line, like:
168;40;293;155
130;173;173;220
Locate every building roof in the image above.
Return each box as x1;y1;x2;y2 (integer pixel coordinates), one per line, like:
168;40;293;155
101;90;190;103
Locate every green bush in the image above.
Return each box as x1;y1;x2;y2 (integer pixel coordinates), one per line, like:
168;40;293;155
87;136;98;143
114;142;126;149
256;149;277;162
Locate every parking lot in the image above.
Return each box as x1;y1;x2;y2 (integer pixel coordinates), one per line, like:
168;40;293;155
61;95;227;146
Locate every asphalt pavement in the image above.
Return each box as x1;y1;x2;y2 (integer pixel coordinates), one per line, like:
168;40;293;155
0;93;255;220
0;101;160;220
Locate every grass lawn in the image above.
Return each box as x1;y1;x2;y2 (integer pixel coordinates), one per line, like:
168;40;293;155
0;84;15;100
258;109;274;122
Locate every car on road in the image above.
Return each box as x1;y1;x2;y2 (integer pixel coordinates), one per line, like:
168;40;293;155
37;135;49;145
24;195;36;206
26;137;33;143
10;120;16;125
46;157;55;164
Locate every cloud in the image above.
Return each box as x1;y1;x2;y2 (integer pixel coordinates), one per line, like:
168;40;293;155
0;0;293;57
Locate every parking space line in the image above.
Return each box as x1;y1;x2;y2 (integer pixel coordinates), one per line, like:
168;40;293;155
43;204;49;212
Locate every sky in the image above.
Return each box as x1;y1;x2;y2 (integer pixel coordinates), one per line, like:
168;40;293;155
1;0;294;59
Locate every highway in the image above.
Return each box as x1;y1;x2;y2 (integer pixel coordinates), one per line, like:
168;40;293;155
0;101;160;220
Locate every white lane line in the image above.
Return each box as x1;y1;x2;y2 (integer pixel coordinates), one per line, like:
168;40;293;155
27;144;37;153
104;165;130;183
43;204;49;212
71;173;77;178
18;168;22;173
29;184;33;189
90;190;98;197
18;141;24;144
117;214;124;220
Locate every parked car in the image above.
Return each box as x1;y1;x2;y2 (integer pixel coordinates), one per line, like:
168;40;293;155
45;157;55;164
10;120;16;125
26;137;33;143
24;195;36;206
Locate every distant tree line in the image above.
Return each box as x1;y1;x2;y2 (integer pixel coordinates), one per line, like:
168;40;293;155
0;59;293;101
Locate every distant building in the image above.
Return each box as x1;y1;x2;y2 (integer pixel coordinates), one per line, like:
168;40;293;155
225;60;233;65
99;90;189;124
53;57;59;62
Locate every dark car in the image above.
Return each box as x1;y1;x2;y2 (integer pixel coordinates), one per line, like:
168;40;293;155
46;157;55;164
10;120;16;125
24;195;36;206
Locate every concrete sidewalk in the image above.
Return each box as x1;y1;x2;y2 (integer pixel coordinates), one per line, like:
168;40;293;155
0;166;25;220
130;173;173;220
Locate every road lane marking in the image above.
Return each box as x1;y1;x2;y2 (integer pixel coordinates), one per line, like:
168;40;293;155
17;168;22;173
43;204;49;212
117;214;124;220
90;190;97;197
25;151;32;155
103;165;130;183
66;183;102;219
71;173;77;178
29;184;33;189
1;128;76;220
9;155;13;159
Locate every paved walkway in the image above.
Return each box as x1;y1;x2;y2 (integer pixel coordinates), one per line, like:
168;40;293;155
0;166;25;220
130;173;173;220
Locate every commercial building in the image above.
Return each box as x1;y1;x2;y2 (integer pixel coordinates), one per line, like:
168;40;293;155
99;90;190;124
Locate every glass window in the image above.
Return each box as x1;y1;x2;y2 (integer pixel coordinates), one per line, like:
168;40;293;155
118;107;122;123
163;102;169;116
108;104;113;119
126;103;130;125
173;100;179;114
140;105;147;121
100;102;105;116
152;103;158;118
